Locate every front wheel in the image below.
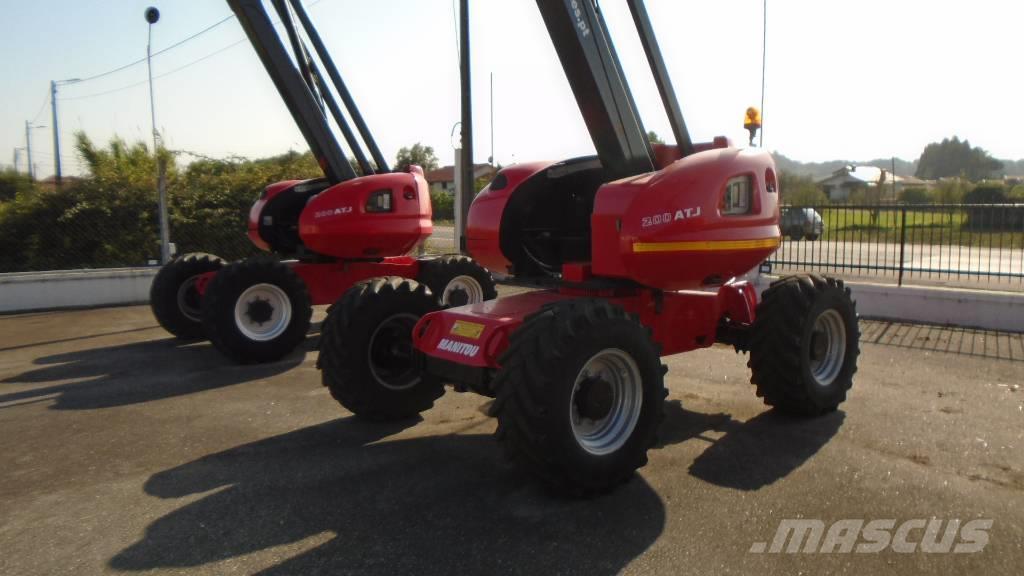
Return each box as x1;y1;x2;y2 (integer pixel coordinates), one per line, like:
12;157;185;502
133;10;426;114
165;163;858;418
490;299;666;497
200;258;312;364
317;277;443;420
150;253;224;339
747;274;859;416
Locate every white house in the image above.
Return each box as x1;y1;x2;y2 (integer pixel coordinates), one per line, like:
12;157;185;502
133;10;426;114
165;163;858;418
818;165;931;202
425;164;498;194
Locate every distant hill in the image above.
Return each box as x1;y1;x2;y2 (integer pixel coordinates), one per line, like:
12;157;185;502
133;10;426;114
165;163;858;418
772;153;918;180
1001;159;1024;176
773;153;1024;181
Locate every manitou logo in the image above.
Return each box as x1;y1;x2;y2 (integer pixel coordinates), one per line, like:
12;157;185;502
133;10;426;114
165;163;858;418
641;207;702;228
313;206;353;219
437;338;480;358
749;518;993;554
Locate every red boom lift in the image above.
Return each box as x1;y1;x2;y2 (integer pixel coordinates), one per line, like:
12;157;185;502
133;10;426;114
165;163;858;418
317;0;860;496
149;0;497;363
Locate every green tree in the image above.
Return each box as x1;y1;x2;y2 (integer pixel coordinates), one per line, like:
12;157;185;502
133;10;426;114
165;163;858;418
779;171;828;206
394;143;439;173
647;130;664;145
915;137;1003;181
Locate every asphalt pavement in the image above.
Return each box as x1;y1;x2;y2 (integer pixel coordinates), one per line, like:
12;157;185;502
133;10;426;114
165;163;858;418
1;297;1022;575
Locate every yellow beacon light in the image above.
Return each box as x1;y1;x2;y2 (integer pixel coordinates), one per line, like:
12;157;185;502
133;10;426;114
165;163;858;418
744;107;762;145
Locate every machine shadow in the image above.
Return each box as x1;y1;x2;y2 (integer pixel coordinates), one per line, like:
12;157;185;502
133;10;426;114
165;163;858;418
657;400;846;491
110;417;666;576
0;337;306;410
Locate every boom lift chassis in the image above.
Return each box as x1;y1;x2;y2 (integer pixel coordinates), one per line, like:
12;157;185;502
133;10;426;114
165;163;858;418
314;0;860;496
149;0;497;364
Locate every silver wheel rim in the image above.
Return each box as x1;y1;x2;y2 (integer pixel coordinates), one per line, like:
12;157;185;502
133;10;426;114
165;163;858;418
570;348;644;456
368;313;421;391
809;309;847;387
441;275;484;306
176;275;203;322
233;283;292;342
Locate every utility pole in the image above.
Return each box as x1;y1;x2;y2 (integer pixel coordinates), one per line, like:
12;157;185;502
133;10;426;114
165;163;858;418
145;6;171;264
892;156;897;200
25;121;33;180
489;72;494;166
457;0;473;253
50;78;80;186
51;81;61;185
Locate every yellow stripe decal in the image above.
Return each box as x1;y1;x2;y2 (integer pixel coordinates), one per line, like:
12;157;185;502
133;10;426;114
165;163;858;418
632;237;780;253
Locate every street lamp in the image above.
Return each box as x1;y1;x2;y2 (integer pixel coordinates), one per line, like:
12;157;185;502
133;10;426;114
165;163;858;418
145;6;171;265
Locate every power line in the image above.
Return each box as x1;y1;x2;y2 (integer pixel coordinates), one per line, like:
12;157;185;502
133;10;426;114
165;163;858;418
59;0;328;102
60;36;250;101
31;91;50;122
73;13;235;84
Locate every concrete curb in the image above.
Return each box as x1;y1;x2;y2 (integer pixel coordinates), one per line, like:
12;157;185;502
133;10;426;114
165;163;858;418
2;268;1022;333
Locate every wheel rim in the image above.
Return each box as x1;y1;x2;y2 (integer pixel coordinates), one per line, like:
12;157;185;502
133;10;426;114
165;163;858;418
176;275;203;322
368;313;421;391
570;348;643;456
809;309;847;387
441;275;484;307
233;283;292;342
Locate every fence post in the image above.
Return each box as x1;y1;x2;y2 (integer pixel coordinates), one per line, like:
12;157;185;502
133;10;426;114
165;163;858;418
897;206;907;287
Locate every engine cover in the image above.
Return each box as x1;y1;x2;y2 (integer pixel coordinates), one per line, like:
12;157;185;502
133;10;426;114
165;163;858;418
297;168;432;259
591;147;780;290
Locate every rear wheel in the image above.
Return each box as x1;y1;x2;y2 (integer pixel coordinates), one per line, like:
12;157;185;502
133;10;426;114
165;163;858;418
201;258;312;364
150;253;224;339
805;233;820;241
788;227;803;241
748;274;859;415
318;277;443;420
490;299;666;497
417;255;497;307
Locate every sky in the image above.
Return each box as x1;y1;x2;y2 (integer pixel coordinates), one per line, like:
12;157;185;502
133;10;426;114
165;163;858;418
2;0;1023;179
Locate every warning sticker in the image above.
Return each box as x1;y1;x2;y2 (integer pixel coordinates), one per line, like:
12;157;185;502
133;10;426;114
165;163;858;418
449;320;485;340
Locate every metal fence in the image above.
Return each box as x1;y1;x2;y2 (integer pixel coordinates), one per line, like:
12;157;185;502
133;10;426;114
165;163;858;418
767;203;1024;289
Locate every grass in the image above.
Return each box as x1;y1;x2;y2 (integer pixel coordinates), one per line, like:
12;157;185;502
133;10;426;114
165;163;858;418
809;207;1024;249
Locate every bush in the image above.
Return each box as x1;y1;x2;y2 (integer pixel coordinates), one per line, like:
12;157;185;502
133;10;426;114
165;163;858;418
962;182;1021;230
1010;185;1024;202
899;187;931;204
932;179;970;204
963;182;1008;204
430;190;454;220
0;169;33;202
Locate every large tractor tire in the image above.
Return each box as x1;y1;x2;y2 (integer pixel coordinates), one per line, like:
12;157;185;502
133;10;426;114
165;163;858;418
318;277;443;420
150;253;224;339
200;257;312;364
417;255;498;307
490;299;667;497
748;274;859;416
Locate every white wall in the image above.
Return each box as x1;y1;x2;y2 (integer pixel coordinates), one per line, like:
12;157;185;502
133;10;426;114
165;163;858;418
755;275;1024;333
0;268;157;313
